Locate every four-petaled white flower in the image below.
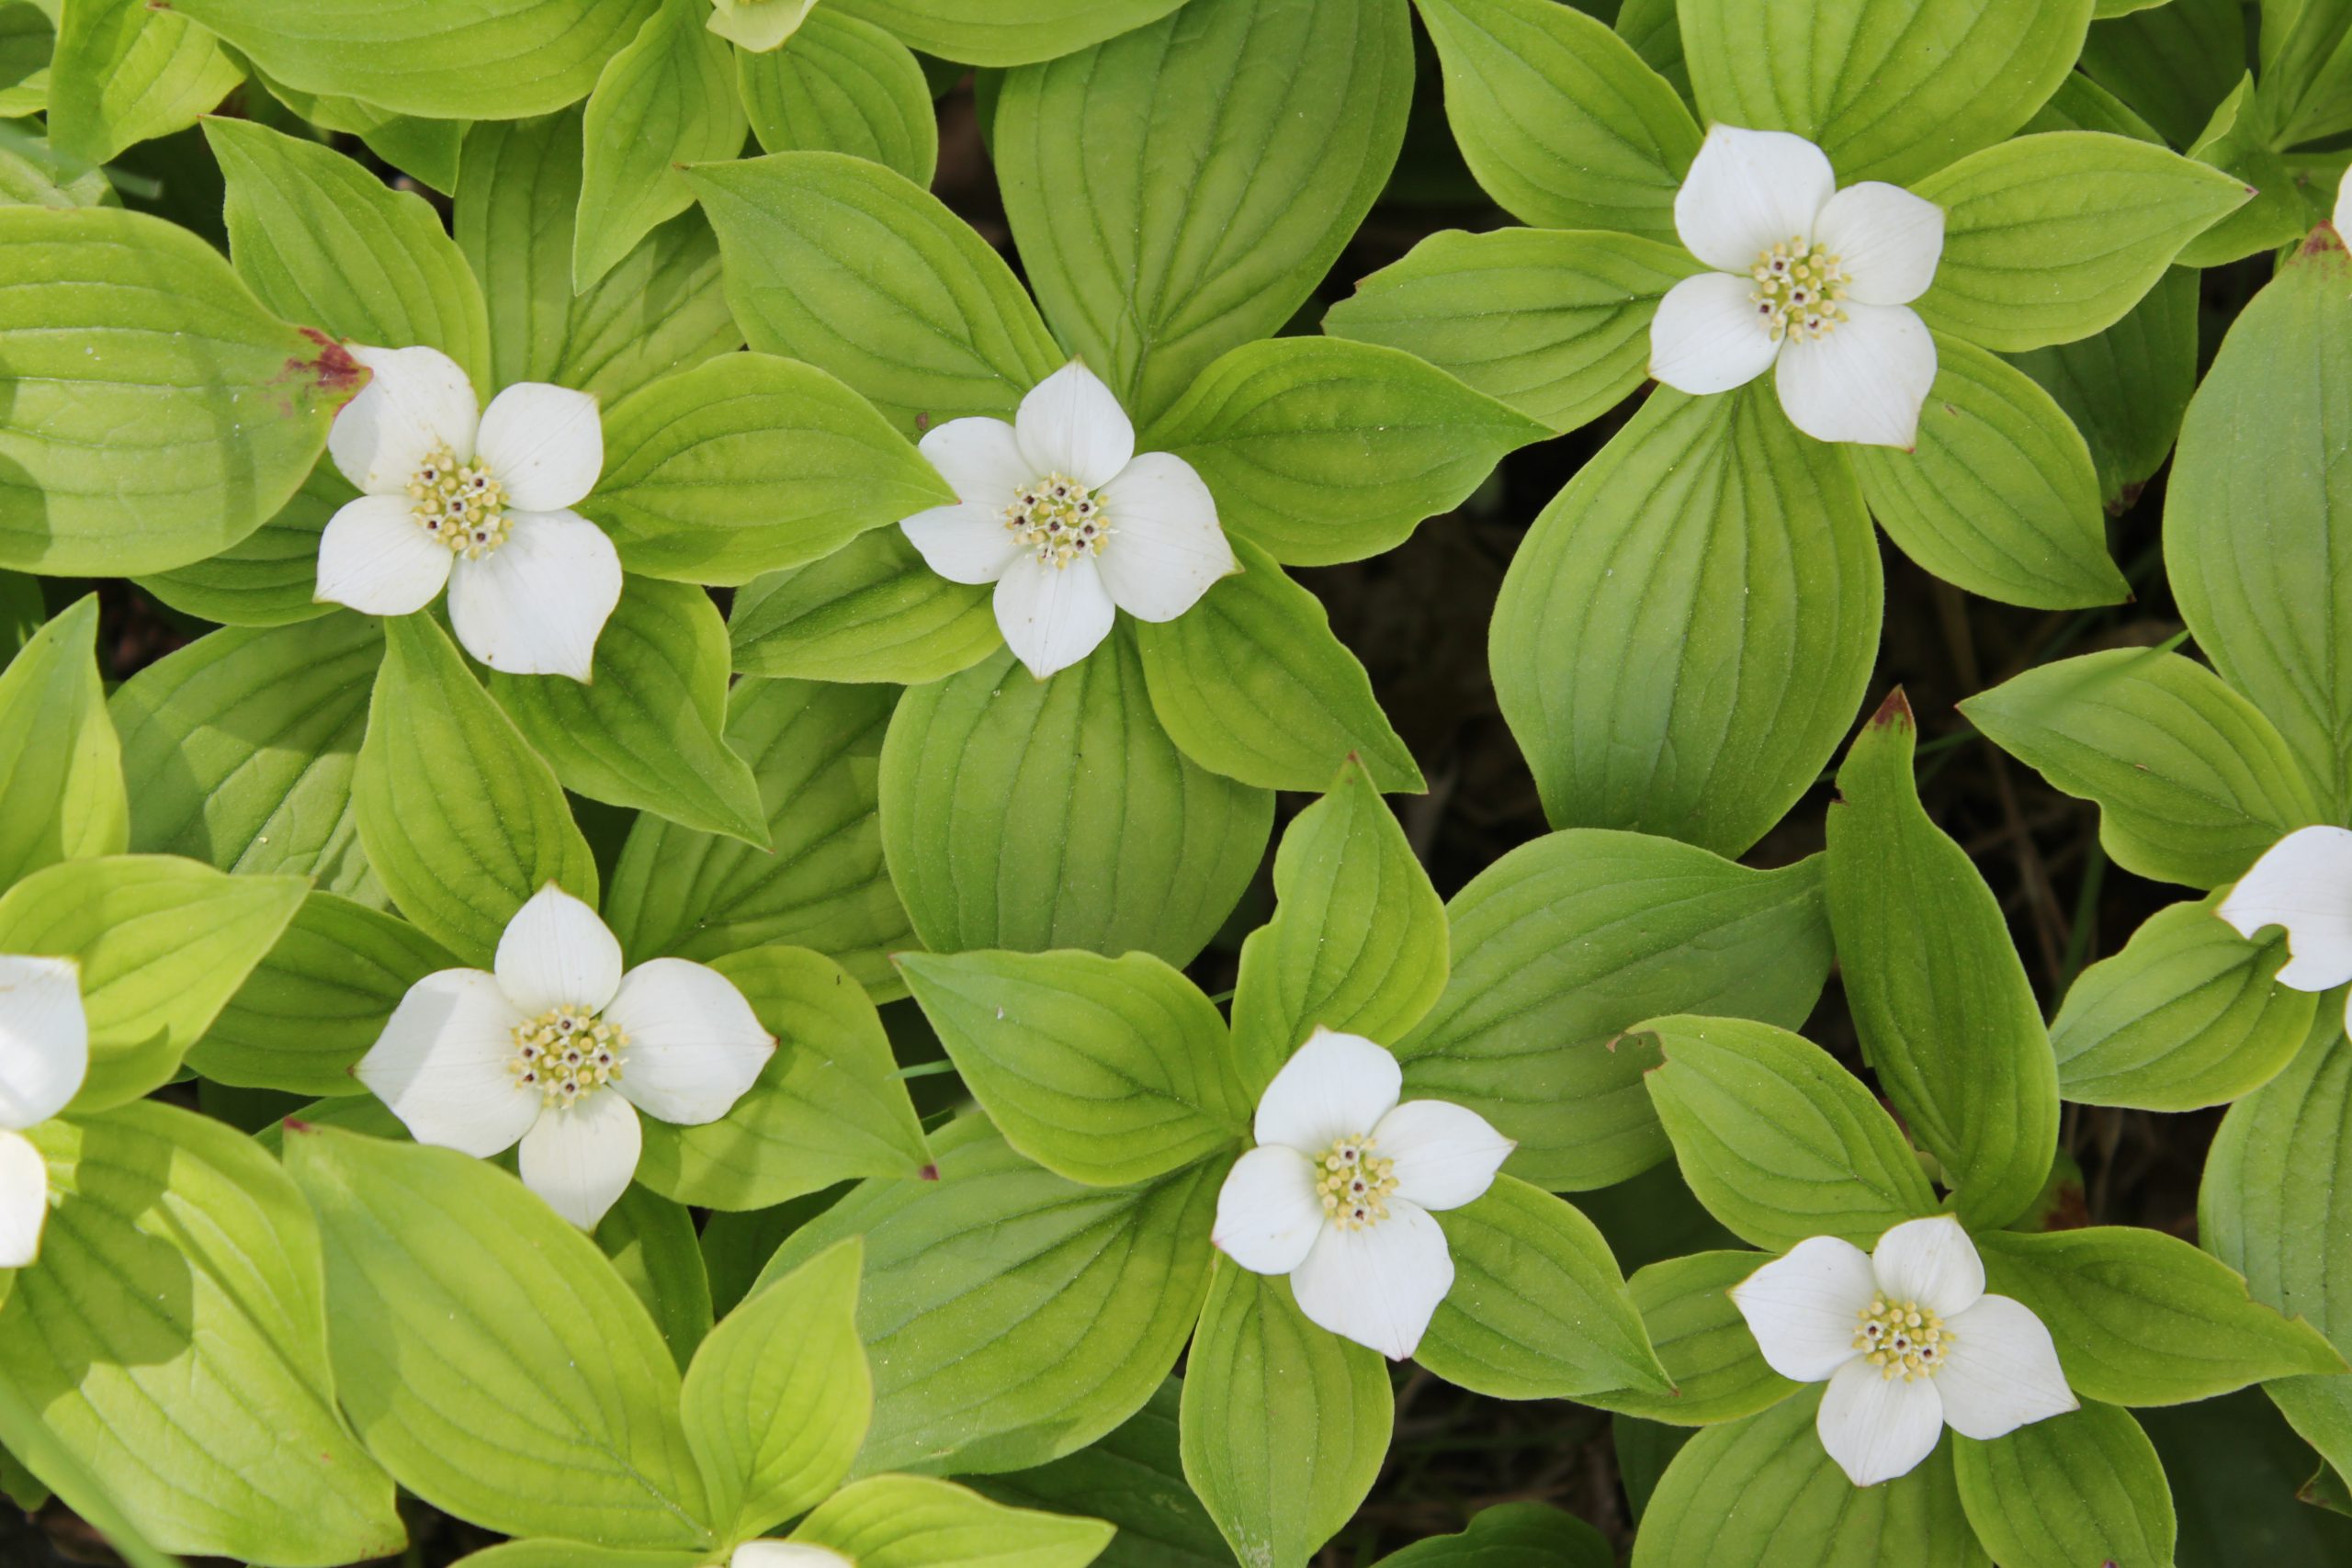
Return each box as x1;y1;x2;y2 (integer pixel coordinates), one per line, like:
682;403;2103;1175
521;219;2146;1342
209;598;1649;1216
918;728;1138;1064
2219;825;2352;1025
1731;1214;2076;1486
316;344;623;682
898;361;1238;681
1650;125;1947;450
0;955;85;1269
1211;1026;1515;1359
356;885;774;1231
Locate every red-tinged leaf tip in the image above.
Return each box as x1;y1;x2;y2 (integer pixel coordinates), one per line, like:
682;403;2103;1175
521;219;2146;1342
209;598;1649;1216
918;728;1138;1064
283;328;369;410
919;1163;940;1182
283;1117;314;1135
1866;687;1915;730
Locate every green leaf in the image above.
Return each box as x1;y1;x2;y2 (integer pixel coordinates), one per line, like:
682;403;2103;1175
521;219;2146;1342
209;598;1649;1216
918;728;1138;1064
738;9;938;186
1146;335;1549;567
1638;1014;1939;1252
823;0;1188;67
596;1186;713;1370
902;949;1247;1188
603;678;913;998
1826;693;2059;1231
1413;0;1698;239
2051;899;2320;1112
1913;131;2252;354
1977;1225;2346;1406
1677;0;2090;185
1849;334;2126;610
0;1103;402;1563
969;1381;1230;1568
2177;74;2310;270
110;614;384;897
47;0;239;165
1130;539;1422;794
729;526;1000;684
633;944;933;1210
0;205;353;575
879;641;1273;971
453;1546;703;1568
2086;0;2246;148
0;855;305;1111
170;0;664;119
1397;830;1833;1190
1961;646;2326;889
1322;228;1701;435
1179;1258;1393;1568
483;577;769;844
354;615;599;964
589;350;951;585
134;458;356;629
993;0;1411;421
1580;1250;1801;1427
682;1237;869;1540
786;1473;1114;1568
1418;1174;1669;1401
189;891;457;1098
754;1115;1217;1477
687;151;1063;437
0;595;125;890
254;77;468;193
576;0;749;292
283;1124;716;1550
1952;1403;2177;1568
1373;1503;1612;1568
207;117;492;390
1492;386;1880;858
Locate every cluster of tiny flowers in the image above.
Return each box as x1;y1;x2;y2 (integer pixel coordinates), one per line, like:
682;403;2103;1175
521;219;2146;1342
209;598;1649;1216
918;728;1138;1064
507;1003;629;1109
1853;1294;1951;1382
1315;1134;1399;1231
1003;472;1110;568
408;443;511;559
1750;236;1851;344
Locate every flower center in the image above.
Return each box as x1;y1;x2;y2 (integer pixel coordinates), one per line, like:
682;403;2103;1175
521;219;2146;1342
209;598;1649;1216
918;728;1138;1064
1314;1134;1399;1231
1749;236;1852;344
1854;1294;1952;1382
508;1003;629;1109
1003;472;1111;570
408;443;511;560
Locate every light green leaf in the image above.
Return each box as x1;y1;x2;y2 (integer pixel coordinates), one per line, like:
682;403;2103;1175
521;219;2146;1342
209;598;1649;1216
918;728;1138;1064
2006;265;2196;516
0;595;125;890
823;0;1188;67
1952;1403;2176;1568
2086;0;2242;148
134;458;356;629
1580;1250;1801;1427
576;0;749;292
453;1546;703;1568
254;73;469;193
786;1473;1114;1568
2177;73;2309;270
969;1381;1229;1568
597;1188;713;1369
729;526;999;684
47;0;239;165
1374;1503;1612;1568
737;9;938;186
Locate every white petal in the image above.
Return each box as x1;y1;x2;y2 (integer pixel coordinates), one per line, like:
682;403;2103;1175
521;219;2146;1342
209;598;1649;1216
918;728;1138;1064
1649;271;1781;395
314;494;454;615
992;552;1116;680
1674;125;1838;272
1774;303;1937;449
330;344;480;495
1817;1357;1947;1486
494;885;622;1016
1812;181;1945;306
1013;362;1135;489
518;1089;640;1231
918;416;1032;509
1935;1293;2078;1440
1253;1026;1404;1154
1372;1099;1513;1212
355;970;539;1157
1213;1145;1328;1275
474;382;604;513
446;509;624;682
0;955;86;1130
1869;1215;1984;1318
2218;826;2352;992
1289;1198;1452;1359
901;502;1023;585
0;1130;49;1268
2337;163;2352;243
1731;1235;1879;1382
603;958;775;1126
732;1544;853;1568
1092;453;1236;622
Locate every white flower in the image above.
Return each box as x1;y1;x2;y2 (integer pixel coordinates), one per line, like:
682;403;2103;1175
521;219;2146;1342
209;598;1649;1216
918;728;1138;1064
356;886;774;1231
899;361;1238;681
1650;125;1946;449
315;344;623;682
0;955;85;1269
2219;825;2352;1027
1730;1215;2076;1486
1211;1026;1514;1359
731;1545;851;1567
707;0;816;51
2335;163;2351;243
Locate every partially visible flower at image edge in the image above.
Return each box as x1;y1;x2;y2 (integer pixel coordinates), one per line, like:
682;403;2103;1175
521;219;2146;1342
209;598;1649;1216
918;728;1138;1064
731;1543;850;1566
707;0;817;51
1650;124;1947;450
898;360;1238;681
313;343;623;682
0;954;86;1267
355;885;774;1230
1731;1213;2076;1485
2218;823;2352;1029
1211;1026;1515;1359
